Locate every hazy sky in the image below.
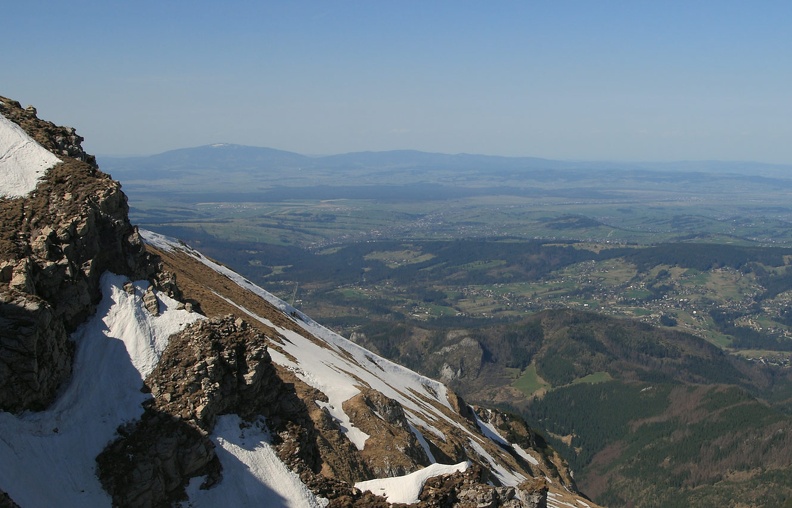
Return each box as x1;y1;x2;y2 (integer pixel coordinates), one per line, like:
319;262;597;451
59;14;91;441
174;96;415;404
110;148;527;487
3;1;792;162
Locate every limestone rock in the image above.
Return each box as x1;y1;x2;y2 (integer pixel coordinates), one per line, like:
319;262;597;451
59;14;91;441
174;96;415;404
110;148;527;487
0;97;164;412
0;292;72;412
142;286;159;315
430;334;484;383
96;412;220;508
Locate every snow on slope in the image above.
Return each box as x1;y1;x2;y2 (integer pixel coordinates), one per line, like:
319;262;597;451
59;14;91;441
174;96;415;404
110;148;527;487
0;113;61;198
143;232;458;428
355;462;470;504
475;409;540;467
184;415;326;508
0;273;200;507
0;272;332;508
141;230;531;486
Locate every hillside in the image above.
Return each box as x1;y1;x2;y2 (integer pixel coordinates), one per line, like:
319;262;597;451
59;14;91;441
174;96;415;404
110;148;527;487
0;98;596;507
347;309;792;507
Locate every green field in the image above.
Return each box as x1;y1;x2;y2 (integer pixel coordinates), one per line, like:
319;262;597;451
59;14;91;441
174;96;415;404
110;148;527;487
513;364;550;396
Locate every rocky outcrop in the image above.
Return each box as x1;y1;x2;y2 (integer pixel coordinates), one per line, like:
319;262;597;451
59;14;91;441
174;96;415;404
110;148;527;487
145;315;281;429
307;465;549;508
473;407;577;491
0;98;167;412
0;98;166;412
0;97;96;168
96;410;220;508
343;388;431;477
412;464;549;508
430;334;484;384
96;315;320;507
0;291;72;412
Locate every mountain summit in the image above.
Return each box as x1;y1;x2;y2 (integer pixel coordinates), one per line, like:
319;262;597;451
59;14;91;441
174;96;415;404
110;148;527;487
0;99;595;507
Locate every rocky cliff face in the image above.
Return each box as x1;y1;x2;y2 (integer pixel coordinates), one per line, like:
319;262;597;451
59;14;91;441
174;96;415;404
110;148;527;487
0;96;173;412
0;97;596;508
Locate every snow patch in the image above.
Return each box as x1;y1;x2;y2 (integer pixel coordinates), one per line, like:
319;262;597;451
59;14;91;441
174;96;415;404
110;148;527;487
514;444;540;466
0;113;61;198
355;461;470;504
0;272;200;507
409;422;437;463
183;415;324;508
467;438;527;486
104;276;203;377
314;400;370;450
474;410;510;446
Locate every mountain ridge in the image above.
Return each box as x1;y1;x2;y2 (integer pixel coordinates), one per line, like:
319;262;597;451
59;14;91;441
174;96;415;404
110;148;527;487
0;97;594;506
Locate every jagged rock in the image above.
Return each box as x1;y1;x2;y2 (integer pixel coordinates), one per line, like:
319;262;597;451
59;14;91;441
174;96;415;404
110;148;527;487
96;315;323;507
0;97;163;412
123;280;135;295
0;292;72;412
152;269;182;300
96;412;220;508
417;465;548;508
142;286;159;315
343;388;430;477
447;389;477;424
144;315;281;429
0;96;97;167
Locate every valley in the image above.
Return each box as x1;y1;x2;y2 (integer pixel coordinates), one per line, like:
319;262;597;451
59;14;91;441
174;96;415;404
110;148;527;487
100;146;792;507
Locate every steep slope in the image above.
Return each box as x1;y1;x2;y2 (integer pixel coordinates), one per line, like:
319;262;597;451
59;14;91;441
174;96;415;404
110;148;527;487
349;311;792;507
139;231;592;506
0;97;596;507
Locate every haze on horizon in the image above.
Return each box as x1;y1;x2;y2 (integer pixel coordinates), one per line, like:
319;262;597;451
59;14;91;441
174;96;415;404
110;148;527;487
3;1;792;164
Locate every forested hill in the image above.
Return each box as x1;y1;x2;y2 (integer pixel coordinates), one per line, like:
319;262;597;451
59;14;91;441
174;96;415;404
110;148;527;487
347;307;792;507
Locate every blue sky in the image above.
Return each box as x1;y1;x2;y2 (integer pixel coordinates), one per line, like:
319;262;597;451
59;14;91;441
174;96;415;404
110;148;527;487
3;1;792;162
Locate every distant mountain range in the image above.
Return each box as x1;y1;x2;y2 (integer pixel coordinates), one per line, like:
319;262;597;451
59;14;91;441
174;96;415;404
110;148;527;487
98;144;792;208
100;143;792;177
